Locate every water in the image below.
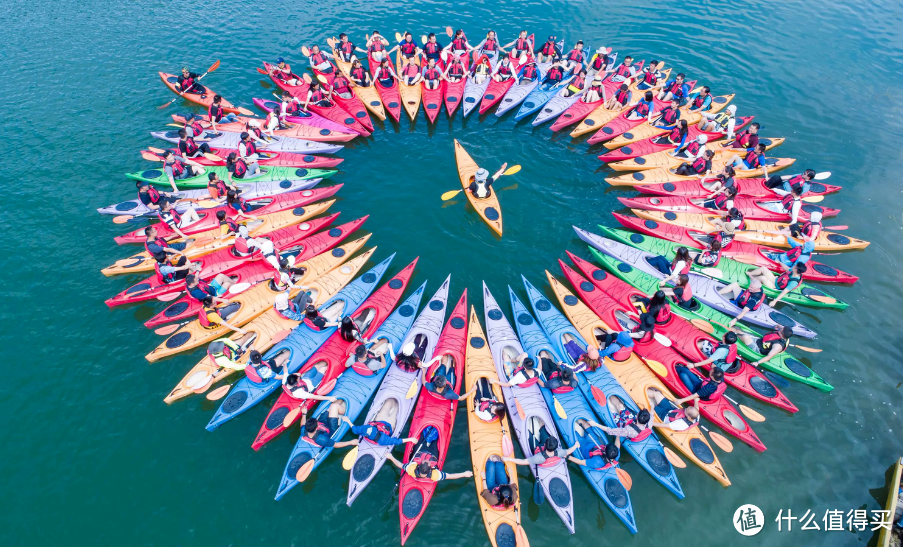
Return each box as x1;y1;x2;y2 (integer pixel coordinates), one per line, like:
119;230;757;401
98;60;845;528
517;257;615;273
3;0;903;545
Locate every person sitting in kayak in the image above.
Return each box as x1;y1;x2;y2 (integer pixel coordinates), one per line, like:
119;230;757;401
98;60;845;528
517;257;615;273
536;36;560;63
387;426;474;482
175;66;204;94
237;131;263;168
734;325;795;367
421;58;443;90
480;455;518;508
702;184;738;212
686;86;713;113
472;378;507;422
635;290;673;325
661;274;696;310
204;336;254;372
366;31;391;62
629;312;657;344
601;82;628;109
301;415;358;450
162;151;203;191
691;239;723;267
635;60;666;91
271;57;301;84
157;200;200;240
327;71;355;100
469;55;492;85
723;122;760;151
303;80;333;110
424;370;476;400
205;172;234;200
186;269;236;305
136;180;178;211
246;349;290;382
609;55;638;83
443;54;467;83
373;57;398;87
176;128;213;159
335;34;359;63
491;54;516;83
562;68;588;98
145;225;186;259
568;421;620;471
421;33;445;62
445;29;469;57
347;58;373;87
543;61;565;87
562;40;585;72
224;153;261;184
596;329;642;361
306;44;334;74
390;32;420;63
345;343;387;374
672;134;708;161
782;209;822;243
674;150;715;178
399;58;422;86
657;72;689;102
473;30;501;58
580;74;612;103
567;345;602;373
280;362;337;403
652;98;683;130
501;30;533;58
701;165;737;194
725;142;769;177
467;164;508;200
596;404;654;444
208;94;239;129
504;436;577;467
766;169;817;196
198;296;247;334
718;280;767;327
492;353;540;388
648;388;701;431
775;186;805;224
698;104;737;137
625;90;656;120
582;45;608;73
536;356;578;393
344;398;418;446
674;365;726;404
691;332;741;372
647;246;691;283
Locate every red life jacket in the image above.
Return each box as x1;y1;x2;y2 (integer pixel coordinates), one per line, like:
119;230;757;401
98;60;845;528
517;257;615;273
198;307;220;328
145;236;170;259
704;379;727;401
233;236;251;255
744;150;763;169
369;39;385;52
521;64;537;79
510;366;540;387
616;409;654;443
231;158;248;178
154;261;177;283
301;422;332;447
587;446;617;470
515;37;529;50
448;61;465;78
780;193;798;212
362;420;393;444
208;179;229;199
690;156;709;174
350;66;366;81
541;41;556;55
424;67;441;80
666;126;682;142
759;331;788;354
610;344;633;361
412;450;439;468
401;63;419;78
712;342;738;368
671;257;690;275
666;80;684;96
565;48;582;62
735;130;753;148
735;288;765;311
159;208;182;228
614;88;630;105
788;175;807;193
169;159;186;177
671;283;693;305
208;103;224;120
652;302;672;324
497;62;513;77
146;185;162;204
683;141;702;157
547;370;575;394
713;192;730;210
797;221;819;239
452;37;467;51
400;41;417;55
182;137;199;155
693;93;708;109
615;63;632;78
775;270;801;291
333;75;351;94
699;247;721;266
483;39;499;52
642;69;658;85
477;400;501;422
181;75;196;89
570;74;585;89
191;278;216;301
659;106;679;125
633;100;651;117
242;140;257;157
340;42;355;56
532;446;562;468
664;408;698;429
309;51;327;65
546;66;563;80
423;41;440;55
633;326;654;343
309;88;327;104
187;120;205;137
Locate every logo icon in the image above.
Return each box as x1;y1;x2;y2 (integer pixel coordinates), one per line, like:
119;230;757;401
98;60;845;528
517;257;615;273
734;504;764;536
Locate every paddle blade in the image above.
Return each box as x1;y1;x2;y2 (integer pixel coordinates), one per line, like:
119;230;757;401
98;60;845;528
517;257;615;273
644;359;668;378
802;195;824;203
302;73;312;84
295;459;316;482
157;292;182;302
445;26;453;37
739;404;766;423
319;378;337;395
147;146;166;154
590;385;605;406
501;432;514;457
405;379;419;399
342;446;359;470
420;35;427;45
326;37;336;48
808;294;837;304
270;329;292;345
814;171;831;180
193;200;221;208
113;256;146;267
192;375;215;394
663;446;686;468
700;267;724;278
553;397;567;419
689;318;716;334
791;343;822;353
653;332;672;347
207;60;221;74
503;165;522;175
141;151;163;162
282;406;302;428
257;67;269;75
206;384;231;401
112;215;133;224
203;152;223;161
533;478;545;505
236;107;254;116
824;225;848;230
516;525;530;547
227;282;252;295
729;255;761;266
315;73;328;84
395;32;402;42
154;324;181;336
514;398;526;420
708;430;734;453
301;45;310;57
441;189;462;201
616;467;632;490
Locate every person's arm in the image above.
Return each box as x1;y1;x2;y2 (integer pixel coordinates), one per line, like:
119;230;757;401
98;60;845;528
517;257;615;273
673;393;699;405
491;163;508;180
443;470;474;480
598;424;634;438
565;444;579;456
752;342;782;367
458;386;477;400
386;452;404;469
502;456;531;466
768;285;793;309
567;455;588;466
690;354;716;368
333;438;359;449
729;307;749;327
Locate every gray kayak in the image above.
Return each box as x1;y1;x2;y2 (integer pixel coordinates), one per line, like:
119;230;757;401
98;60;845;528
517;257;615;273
150;129;344;155
495;39;564;117
461;51;500;117
530;50;595;126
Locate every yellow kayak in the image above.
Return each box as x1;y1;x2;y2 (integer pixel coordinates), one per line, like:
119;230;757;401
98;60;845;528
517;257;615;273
397;49;422;120
631;208;871;251
464;307;525;547
569;68;672;138
454;140;503;236
334;52;388;120
607;157;795;185
879;456;903;547
603;94;736;149
607;138;786;172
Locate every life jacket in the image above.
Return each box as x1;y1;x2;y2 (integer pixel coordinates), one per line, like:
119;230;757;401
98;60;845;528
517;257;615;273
671;283;693;305
759;331;788;354
145;184;163;204
264;111;280;130
231;158;248;178
424;67;441;80
497;61;513;77
775;270;801;291
159;208;182;228
361;420;393;444
198;306;221;328
546;66;563;81
401;63;419;79
797;221;820;239
208;179;229;199
301;422;332;447
671;257;690;275
182;137;199;155
787;175;808;194
515;36;529;51
692;93;708;109
246;124;265;140
209;103;224;120
614;63;632;78
784;244;809;264
713;192;730;210
283;99;300;114
642;69;658;85
570;74;585;89
181;74;196;90
309;51;327;65
448;61;464;78
340;41;355;56
690;156;709;174
483;38;499;52
615;409;654;442
510;366;539;387
587;446;617;470
189;278;217;301
168;159;186;177
610;343;633;361
521;64;537;80
659;106;679;125
712;342;738;369
233;235;251;255
735;129;754;148
145;236;170;261
411;450;439;469
541;41;557;55
369;39;385;52
350;65;367;81
666;126;683;143
698;247;721;266
565;48;582;62
546;370;575;393
711;111;732;130
735;288;765;311
400;41;417;55
780;193;799;213
208;338;242;368
652;302;672;324
532;446;562;468
154;261;177;283
731;212;747;230
332;75;351;95
633;326;654;343
702;379;727;401
683;140;702;157
666;80;684;96
308;87;327;104
664;408;698;429
744;150;763;169
452;37;467;51
187;119;205;137
241;140;257;158
632;100;651;117
272;270;291;291
614;88;630;105
477;400;500;422
423;41;441;55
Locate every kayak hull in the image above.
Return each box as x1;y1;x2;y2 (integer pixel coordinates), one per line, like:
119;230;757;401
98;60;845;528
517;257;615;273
618;195;839;222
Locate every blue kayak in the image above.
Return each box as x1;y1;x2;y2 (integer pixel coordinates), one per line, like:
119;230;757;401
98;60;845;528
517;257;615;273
509;287;637;534
513;50;606;121
205;254;395;431
521;275;685;500
274;281;426;500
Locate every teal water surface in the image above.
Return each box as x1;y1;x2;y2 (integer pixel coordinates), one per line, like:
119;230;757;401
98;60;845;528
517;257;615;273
3;0;903;545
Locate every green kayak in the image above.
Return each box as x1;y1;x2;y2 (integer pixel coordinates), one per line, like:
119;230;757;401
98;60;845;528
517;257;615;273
588;247;834;392
597;225;848;310
124;166;336;189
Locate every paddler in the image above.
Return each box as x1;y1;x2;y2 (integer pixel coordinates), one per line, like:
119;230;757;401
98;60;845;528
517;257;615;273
197;296;247;334
673;365;726;405
490;54;516;84
442;53;467;84
280;362;337;405
422;33;446;62
703;185;738;212
595;328;644;361
671;134;709;161
652;99;683;130
734;325;795;367
472;378;507;422
648;389;701;431
345;343;387;374
625;90;656;120
480;455;518;508
691;238;723;268
328;70;355;100
386;427;474;482
144;225;186;260
718;280;767;327
175;66;205;94
270;58;300;84
562;40;586;72
424;372;476;400
279;91;306;120
246;349;289;381
536;357;579;393
647;246;691;282
366;31;391;62
582;75;609;103
237;132;262;173
537;36;561;63
335;33;359;63
781;209;822;243
185;268;237;305
587;46;613;74
261;107;288;136
206;172;236;201
301;415;358;450
609;55;638;83
177;128;213;158
568;421;620;471
674;149;715;178
208;95;239;128
472;30;501;58
446;29;470;57
302;80;333;110
158;200;200;240
271;289;318;321
660;274;696;310
725;143;770;177
373;57;399;87
224;153;260;185
657;72;690;103
343;399;418;446
701;165;737;194
543;61;565;87
635;290;673;325
689;332;741;371
395;341;425;373
162;151;204;192
390;32;420;64
601;82;628;109
723;122;760;151
492;354;541;388
399;56;422;86
635;60;666;91
204;336;255;372
562;68;588;98
470;54;492;85
587;406;653;444
136;180;178;211
686;86;713;112
698;104;738;138
306;44;334;74
766;169;818;196
347;58;373;87
467;163;508;200
504;436;577;467
501;30;533;58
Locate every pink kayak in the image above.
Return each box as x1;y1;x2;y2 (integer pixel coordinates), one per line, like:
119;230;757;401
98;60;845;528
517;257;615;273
549;60;645;132
252;97;359;135
618;195;840;222
637;177;843;198
599;116;753;162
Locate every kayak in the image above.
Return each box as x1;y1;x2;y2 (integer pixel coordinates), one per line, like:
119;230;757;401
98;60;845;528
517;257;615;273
454;140;503;236
171;114;356;143
612;213;859;284
548;59;645;132
331;54;388;120
204;255;394;431
125;163;336;190
618;194;838;222
309;60;375;133
515;52;613;122
421;57;445;123
482;283;576;533
151;129;344;155
105;215;365;308
251;257;418;450
251;97;364;134
114;186;341;244
273;280;426;500
576;229;818;338
509;288;638;531
347;276;452;505
163;245;377;404
398;291;468;544
607;157;796;186
568;68;672;137
463;307;525;547
632;209;870;251
599;225;848;310
479;41;532;115
158;72;249;115
442;52;470;118
556;258;741;473
599;115;752;162
606;137;785;171
878;457;903;547
637;177;842;199
261;62;310;97
305;94;372;137
494;39;563;117
529;50;593;126
144;229;371;363
462;51;500;117
152;145;343;169
369;52;403;122
396;50;422;121
523;276;684;499
103;200;335;276
564;252;767;450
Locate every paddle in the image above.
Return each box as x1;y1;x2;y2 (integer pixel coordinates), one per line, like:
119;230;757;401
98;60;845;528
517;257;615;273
283;407;302;428
533;474;545;505
227;282;252;295
342;446;358;470
300;45;310;57
441;165;522;201
326;37;336;48
112;255;148;267
807;294;837;304
764;371;791;389
158;60;220;109
552;396;567;419
824;225;848;230
801;195;824;203
513;397;526;420
206;384;233;401
112;215;139;225
813;171;831;180
295;459;316;482
516;525;530;547
420;35;427;45
501;430;514;457
445;26;453;38
724;395;766;422
789;343;822;353
700;424;734;452
616;467;633;490
700;267;724;278
663;447;686;468
154;322;187;336
395;32;403;43
653;332;672;347
689;318;716;334
257;67;269;75
190;372;217;394
589;385;605;406
405;379;419;399
643;359;668;377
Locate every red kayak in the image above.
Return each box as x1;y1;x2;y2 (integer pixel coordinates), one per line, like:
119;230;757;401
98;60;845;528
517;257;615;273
612;213;859;284
157;147;342;169
250;258;419;450
443;54;470;118
421;57;446;123
114;186;342;245
369;52;402;122
549;60;645;132
398;291;468;544
600;116;753;162
618;195;840;222
311;60;375;133
635;177;843;199
304;94;371;137
105;215;364;307
586;79;698;145
560;255;766;451
478;38;532;115
262;62;309;96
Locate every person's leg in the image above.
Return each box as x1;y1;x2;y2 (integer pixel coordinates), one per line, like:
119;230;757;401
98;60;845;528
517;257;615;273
717;282;742;297
213;273;235;290
246;162;260;176
180;205;201;226
749;267;776;288
676;366;702;392
647;255;673;275
486;459;504;490
675;163;693;176
541;358;558;378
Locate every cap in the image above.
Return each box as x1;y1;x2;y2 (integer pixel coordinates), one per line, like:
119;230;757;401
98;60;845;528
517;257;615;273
697;134;708;144
727;104;737;114
277;57;285;63
402;342;416;356
596;46;611;54
274;292;289;310
474;168;489;181
809;210;823;222
181;66;189;72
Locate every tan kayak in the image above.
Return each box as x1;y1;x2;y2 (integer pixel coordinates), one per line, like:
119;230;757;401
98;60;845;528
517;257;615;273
454;140;503;236
602;93;736;149
569;68;672;138
607;138;786;172
606;157;795;186
397;50;422;120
